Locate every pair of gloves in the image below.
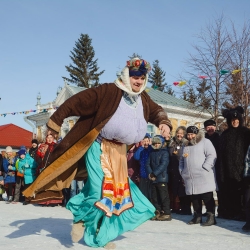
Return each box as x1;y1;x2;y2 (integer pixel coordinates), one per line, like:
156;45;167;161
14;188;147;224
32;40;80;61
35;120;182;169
148;173;157;181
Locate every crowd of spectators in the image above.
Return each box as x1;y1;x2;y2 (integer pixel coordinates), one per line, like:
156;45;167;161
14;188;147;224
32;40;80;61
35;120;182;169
1;106;250;232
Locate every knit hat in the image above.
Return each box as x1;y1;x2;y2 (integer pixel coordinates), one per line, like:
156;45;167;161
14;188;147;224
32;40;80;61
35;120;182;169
20;145;26;151
204;119;216;128
186;126;199;134
18;150;26;156
144;133;151;139
222;106;244;127
114;58;151;96
6;146;13;153
32;139;38;144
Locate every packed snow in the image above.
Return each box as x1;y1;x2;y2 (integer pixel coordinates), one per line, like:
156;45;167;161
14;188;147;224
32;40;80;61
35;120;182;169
0;202;249;250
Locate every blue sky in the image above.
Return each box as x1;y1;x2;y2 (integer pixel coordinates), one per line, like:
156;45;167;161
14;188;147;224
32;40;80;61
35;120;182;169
0;0;249;131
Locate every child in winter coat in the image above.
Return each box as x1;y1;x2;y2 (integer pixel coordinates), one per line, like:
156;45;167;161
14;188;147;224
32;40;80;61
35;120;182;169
146;135;171;221
17;150;37;205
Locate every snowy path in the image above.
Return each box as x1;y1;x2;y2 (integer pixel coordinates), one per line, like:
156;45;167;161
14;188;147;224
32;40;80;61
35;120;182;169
0;202;249;250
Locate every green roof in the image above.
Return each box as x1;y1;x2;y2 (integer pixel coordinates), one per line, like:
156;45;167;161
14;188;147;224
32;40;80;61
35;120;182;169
66;84;192;109
145;88;192;108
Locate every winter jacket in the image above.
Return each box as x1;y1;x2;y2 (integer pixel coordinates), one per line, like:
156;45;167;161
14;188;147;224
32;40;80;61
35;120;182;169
3;156;17;184
220;126;250;183
134;145;153;178
0;154;3;176
18;154;37;184
179;131;217;195
29;146;38;159
168;137;188;197
146;147;169;183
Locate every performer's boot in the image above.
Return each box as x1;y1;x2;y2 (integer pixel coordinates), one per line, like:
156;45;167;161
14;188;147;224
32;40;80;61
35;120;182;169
71;221;84;243
104;242;116;249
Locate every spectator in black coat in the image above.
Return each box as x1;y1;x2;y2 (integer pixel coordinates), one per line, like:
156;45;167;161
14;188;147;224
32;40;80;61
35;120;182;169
219;106;250;220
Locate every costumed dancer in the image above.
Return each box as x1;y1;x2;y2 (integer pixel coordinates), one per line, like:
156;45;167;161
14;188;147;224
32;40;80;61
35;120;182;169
23;58;172;248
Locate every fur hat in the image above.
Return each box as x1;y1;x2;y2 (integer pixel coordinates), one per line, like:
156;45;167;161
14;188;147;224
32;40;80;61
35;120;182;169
222;106;244;127
186;126;199;134
31;139;38;144
18;150;26;156
204;119;216;128
6;146;13;153
152;136;163;149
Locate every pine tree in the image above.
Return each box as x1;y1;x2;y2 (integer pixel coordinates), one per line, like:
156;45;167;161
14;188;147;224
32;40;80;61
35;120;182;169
186;87;197;104
63;34;104;88
196;79;211;109
128;53;142;59
165;86;175;96
148;60;171;93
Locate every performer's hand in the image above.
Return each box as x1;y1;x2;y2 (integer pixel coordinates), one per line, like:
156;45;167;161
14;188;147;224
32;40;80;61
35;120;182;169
159;124;170;139
8;165;12;170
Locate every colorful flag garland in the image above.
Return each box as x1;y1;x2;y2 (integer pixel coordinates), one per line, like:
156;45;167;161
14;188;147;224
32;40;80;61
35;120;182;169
0;107;58;117
173;66;249;87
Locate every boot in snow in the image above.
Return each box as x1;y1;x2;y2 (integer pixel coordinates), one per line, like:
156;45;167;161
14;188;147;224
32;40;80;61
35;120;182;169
6;196;13;204
188;212;202;225
202;212;216;226
150;210;160;220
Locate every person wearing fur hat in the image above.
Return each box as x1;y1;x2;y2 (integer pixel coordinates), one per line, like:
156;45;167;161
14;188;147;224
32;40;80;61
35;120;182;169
179;126;217;226
219;106;250;220
23;58;172;249
168;126;191;215
29;139;39;159
2;146;17;203
146;135;171;221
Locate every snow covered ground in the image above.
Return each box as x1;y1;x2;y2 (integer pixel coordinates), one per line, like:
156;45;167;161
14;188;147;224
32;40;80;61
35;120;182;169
0;202;250;250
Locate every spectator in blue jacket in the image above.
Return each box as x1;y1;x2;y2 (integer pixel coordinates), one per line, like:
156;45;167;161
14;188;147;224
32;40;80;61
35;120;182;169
3;146;17;203
146;135;171;221
134;134;152;200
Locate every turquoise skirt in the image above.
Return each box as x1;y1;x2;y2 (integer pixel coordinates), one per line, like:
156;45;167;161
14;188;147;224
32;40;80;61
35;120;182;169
66;141;155;247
